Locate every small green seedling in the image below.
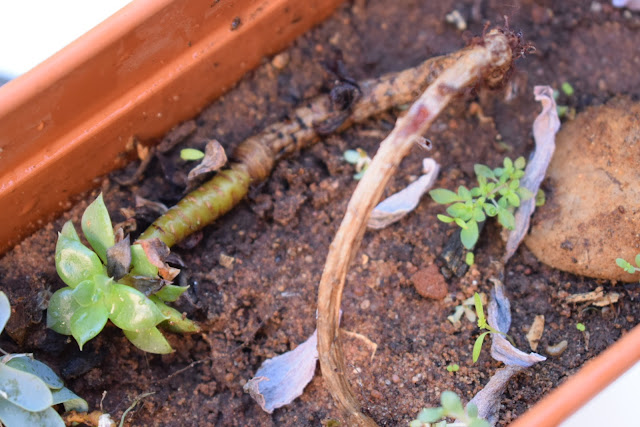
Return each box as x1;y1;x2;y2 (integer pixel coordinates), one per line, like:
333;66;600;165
616;253;640;274
180;148;205;161
472;293;506;363
47;194;198;354
561;82;575;97
576;323;586;332
343;148;372;180
465;252;474;267
446;364;460;373
430;156;532;249
410;391;489;427
0;292;88;427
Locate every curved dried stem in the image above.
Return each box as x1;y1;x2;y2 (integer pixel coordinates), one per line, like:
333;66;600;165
316;29;516;426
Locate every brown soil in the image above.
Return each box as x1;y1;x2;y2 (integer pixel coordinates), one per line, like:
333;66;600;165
2;1;640;426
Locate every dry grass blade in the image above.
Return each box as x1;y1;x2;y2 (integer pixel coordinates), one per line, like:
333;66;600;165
316;29;518;425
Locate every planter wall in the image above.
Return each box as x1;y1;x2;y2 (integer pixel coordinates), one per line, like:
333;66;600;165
0;1;637;425
0;0;343;254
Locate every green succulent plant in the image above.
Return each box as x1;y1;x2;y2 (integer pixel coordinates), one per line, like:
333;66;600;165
47;194;198;354
429;156;533;250
0;292;88;427
410;391;489;427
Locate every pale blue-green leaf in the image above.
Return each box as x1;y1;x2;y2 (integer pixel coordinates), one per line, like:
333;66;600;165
0;292;9;336
483;203;497;217
106;284;167;331
473;206;486;222
50;387;88;412
474;164;495;179
81;194;115;263
130;244;158;277
57;221;80;247
514;156;526;170
635;254;640;268
506;192;520;207
457;186;472;201
353;169;366;180
616;258;635;273
497;208;515;230
0;364;52;411
460;219;479;249
513;169;525;179
416;407;444;423
516;186;533;201
123;327;173;354
509;179;520;190
47;287;78;335
0;400;64;427
55;240;103;288
440;391;464;415
71;280;100;307
151;296;199;333
470;186;482;197
446;202;471;220
467;402;479;418
429;189;460;204
70;304;109;349
343;150;361;164
503;157;513;170
5;356;63;389
154;285;189;302
469;418;490;427
493;167;504;177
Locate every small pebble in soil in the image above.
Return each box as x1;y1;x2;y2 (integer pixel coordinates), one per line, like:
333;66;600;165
411;264;448;300
271;52;290;70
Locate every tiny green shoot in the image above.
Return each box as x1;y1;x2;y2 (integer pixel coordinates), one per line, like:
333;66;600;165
410;391;489;427
446;364;460;373
465;252;474;266
430;156;532;249
561;82;575;97
472;292;506;363
180;148;205;161
576;323;586;332
616;253;640;274
343;148;371;180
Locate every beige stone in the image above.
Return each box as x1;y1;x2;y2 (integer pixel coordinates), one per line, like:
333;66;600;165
525;98;640;282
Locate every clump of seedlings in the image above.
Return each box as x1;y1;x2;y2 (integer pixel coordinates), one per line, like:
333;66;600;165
0;292;88;426
47;194;198;354
410;391;489;427
429;156;533;250
343;148;372;180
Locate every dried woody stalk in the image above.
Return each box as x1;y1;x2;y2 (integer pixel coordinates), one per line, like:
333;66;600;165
316;29;520;426
139;47;469;247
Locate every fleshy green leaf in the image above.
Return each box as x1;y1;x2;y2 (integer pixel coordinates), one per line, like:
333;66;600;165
416;407;444;423
70;304;109;349
469;418;490;427
81;194;115;264
343;150;361;164
5;356;63;390
130;244;158;277
0;400;64;427
105;284;167;331
0;292;9;336
123;327;173;354
436;214;455;224
47;287;79;335
429;189;460;204
483;203;497;217
0;364;52;411
180;148;205;161
460;219;479;249
58;221;80;245
154;285;189;302
50;387;89;412
473;332;490;363
497;208;515;230
151;297;199;333
55;240;104;288
474;164;495;179
467;402;479;418
440;391;464;415
71;280;100;307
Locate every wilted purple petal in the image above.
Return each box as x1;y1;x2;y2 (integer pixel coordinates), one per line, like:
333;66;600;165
244;330;318;413
368;158;440;229
504;86;560;262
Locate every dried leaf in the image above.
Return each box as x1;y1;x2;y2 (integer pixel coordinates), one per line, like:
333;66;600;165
525;315;545;352
106;235;132;280
118;275;167;296
368;158;440;229
565;286;620;307
469;279;546;425
135;196;169;215
504;86;560;262
137;239;180;281
186;140;228;186
244;330;318;414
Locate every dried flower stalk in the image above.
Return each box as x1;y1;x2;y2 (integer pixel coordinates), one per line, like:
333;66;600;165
316;29;518;426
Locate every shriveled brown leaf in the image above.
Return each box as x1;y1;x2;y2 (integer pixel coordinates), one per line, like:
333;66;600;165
137;238;180;281
135;196;169;215
186;139;228;186
565;286;620;307
525;315;545;352
119;275;167;296
106;235;131;280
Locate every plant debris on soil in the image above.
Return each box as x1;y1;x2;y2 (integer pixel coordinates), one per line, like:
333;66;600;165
1;1;640;426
